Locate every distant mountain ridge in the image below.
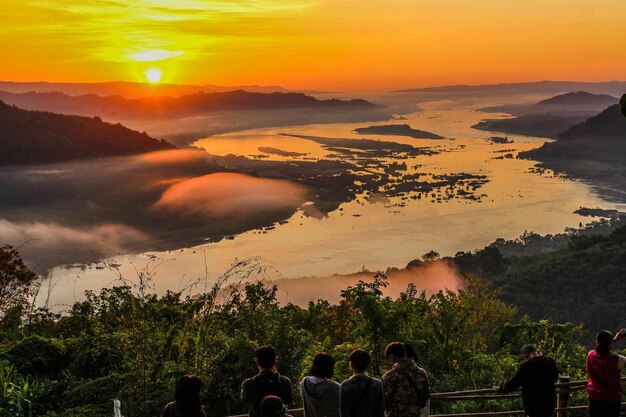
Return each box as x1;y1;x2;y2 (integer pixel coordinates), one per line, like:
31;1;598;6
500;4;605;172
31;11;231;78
473;91;619;138
0;80;290;98
529;91;618;115
0;90;378;119
394;81;626;96
0;101;174;166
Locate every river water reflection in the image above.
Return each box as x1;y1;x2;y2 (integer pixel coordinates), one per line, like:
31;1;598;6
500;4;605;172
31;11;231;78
45;104;624;307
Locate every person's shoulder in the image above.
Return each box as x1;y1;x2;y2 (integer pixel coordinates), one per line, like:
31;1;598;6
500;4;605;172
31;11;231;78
162;402;177;417
369;376;383;387
279;374;292;384
242;376;256;387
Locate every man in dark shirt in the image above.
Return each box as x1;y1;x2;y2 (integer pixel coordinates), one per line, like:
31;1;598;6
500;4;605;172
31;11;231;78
494;344;559;417
241;346;293;417
339;349;384;417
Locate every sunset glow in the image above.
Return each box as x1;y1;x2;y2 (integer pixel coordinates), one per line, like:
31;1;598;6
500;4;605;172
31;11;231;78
2;0;626;91
145;68;163;83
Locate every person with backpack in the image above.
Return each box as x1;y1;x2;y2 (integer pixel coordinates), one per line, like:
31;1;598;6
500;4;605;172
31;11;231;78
339;349;384;417
381;342;430;417
301;353;341;417
493;344;559;417
241;346;293;417
587;329;626;417
162;374;206;417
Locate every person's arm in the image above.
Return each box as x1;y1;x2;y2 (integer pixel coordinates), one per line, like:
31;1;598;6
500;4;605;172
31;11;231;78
241;379;251;404
300;379;306;415
339;384;350;417
420;399;430;417
282;377;293;406
375;380;385;417
551;358;560;383
618;355;626;370
499;364;526;393
381;373;395;414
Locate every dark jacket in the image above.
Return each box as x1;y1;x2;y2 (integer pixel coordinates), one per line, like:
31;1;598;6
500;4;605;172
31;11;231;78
339;374;384;417
499;355;559;417
301;376;340;417
241;370;293;417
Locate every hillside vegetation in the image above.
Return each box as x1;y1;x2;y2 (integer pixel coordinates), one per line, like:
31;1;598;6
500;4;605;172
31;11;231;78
0;101;173;165
452;220;626;335
0;251;597;417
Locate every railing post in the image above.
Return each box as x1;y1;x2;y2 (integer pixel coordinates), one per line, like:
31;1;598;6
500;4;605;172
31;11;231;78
557;375;570;417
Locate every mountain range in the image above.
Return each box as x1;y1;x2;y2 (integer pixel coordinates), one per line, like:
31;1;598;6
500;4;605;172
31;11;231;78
0;89;377;119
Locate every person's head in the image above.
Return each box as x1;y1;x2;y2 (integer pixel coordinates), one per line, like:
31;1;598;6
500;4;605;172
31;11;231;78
520;344;539;360
256;346;277;370
310;353;335;379
596;330;615;356
404;343;419;363
259;395;287;417
174;374;203;414
348;349;371;374
385;342;407;365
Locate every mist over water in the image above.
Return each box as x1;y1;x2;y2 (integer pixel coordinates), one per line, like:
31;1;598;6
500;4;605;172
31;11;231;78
7;95;624;308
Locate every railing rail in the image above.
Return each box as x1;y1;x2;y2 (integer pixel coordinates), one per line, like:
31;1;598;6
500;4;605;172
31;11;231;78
227;376;626;417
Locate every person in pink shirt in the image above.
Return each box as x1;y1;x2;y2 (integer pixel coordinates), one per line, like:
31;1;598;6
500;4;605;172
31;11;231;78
586;329;626;417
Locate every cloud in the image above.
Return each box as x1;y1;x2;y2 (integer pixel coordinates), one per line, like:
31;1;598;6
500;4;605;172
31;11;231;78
0;220;147;272
154;172;308;218
269;260;464;306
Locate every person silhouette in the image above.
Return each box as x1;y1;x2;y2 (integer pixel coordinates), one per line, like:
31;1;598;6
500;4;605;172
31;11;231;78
620;94;626;118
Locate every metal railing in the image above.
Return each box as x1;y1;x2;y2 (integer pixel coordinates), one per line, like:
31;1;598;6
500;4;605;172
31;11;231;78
228;376;626;417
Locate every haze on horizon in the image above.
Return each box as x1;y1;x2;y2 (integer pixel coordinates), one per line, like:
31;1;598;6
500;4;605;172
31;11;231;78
2;0;626;92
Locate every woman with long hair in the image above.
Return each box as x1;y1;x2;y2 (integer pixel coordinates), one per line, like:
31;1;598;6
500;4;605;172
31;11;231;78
163;374;206;417
300;353;340;417
586;329;626;417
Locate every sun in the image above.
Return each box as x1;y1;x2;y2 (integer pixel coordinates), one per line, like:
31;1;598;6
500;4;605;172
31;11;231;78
145;68;163;84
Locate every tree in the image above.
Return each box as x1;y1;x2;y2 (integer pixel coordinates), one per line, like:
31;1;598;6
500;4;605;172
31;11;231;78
0;245;38;317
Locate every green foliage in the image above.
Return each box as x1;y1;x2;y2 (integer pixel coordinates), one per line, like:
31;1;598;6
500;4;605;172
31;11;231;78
0;364;42;417
0;251;595;417
3;336;69;377
0;244;38;318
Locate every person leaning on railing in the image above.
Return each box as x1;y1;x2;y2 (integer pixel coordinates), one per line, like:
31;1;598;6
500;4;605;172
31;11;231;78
492;344;559;417
586;328;626;417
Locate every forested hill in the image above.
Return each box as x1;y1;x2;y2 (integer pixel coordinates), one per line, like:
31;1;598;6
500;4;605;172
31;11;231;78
453;223;626;335
558;104;626;140
0;101;174;166
0;89;378;119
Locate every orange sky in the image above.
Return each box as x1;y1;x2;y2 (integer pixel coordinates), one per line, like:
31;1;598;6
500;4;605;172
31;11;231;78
2;0;625;91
